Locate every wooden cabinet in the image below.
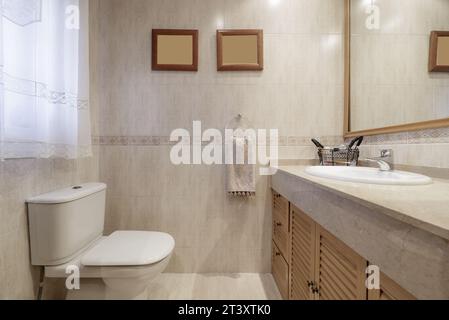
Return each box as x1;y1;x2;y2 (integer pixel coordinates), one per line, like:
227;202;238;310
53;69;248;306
368;272;416;300
314;225;367;300
290;206;316;300
272;192;290;259
290;205;367;300
271;191;290;300
272;242;289;299
271;189;415;300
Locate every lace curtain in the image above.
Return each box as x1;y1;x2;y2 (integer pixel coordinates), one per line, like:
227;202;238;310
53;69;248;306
0;0;91;159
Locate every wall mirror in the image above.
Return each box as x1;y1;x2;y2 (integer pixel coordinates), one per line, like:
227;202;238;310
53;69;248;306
152;29;198;71
345;0;449;137
217;30;264;71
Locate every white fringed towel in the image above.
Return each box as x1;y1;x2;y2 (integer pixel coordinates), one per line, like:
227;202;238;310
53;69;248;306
226;137;256;197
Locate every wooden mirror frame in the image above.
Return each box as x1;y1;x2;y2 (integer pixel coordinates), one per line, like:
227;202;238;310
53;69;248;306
152;29;199;72
217;29;264;71
343;0;449;138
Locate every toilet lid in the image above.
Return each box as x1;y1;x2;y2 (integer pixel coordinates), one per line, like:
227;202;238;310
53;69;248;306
81;231;175;267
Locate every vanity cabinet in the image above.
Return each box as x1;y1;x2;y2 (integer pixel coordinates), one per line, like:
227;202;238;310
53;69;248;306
271;189;416;300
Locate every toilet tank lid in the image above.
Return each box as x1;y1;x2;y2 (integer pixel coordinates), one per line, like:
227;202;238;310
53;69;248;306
27;183;107;204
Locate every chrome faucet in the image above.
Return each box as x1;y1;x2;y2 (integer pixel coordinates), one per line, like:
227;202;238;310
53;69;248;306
365;149;394;171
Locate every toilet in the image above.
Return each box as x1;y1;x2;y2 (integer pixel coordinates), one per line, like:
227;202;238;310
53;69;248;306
27;183;175;300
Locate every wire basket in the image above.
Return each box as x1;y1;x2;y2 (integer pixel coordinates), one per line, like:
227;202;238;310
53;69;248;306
318;148;360;166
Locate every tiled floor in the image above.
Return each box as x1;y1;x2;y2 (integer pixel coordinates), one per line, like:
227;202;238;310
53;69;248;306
146;274;282;300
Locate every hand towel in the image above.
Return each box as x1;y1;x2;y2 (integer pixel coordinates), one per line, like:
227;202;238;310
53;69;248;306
226;137;256;197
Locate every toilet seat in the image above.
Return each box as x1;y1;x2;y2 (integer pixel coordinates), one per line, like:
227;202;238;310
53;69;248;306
45;231;175;280
81;231;175;267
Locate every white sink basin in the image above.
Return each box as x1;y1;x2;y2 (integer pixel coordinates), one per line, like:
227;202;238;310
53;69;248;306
305;166;433;186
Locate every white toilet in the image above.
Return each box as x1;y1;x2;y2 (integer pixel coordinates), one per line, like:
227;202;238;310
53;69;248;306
27;183;175;300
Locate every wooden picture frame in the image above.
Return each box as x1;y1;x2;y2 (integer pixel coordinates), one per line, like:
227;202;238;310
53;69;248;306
152;29;199;71
429;31;449;72
343;0;449;138
217;29;264;71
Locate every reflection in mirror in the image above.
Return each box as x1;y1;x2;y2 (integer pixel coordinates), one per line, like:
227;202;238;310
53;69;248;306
348;0;449;134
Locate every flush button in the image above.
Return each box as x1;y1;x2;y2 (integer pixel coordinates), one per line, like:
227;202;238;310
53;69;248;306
72;186;82;190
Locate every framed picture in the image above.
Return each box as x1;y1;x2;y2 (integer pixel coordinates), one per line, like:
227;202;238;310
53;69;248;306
217;29;264;71
152;29;199;71
429;31;449;72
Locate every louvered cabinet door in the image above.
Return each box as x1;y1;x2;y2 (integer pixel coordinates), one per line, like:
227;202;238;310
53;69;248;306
314;226;367;300
368;272;416;300
272;192;290;259
272;242;290;300
290;205;316;300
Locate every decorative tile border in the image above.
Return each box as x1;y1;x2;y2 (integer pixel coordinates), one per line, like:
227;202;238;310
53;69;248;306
93;135;344;147
407;128;449;144
94;128;449;147
94;136;167;146
346;127;449;146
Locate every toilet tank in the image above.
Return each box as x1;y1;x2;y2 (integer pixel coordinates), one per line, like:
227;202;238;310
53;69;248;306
27;183;107;266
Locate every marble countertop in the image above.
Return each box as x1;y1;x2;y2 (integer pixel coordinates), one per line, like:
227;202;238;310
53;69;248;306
275;166;449;241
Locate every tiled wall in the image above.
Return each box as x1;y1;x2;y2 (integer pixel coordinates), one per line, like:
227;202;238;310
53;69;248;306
357;127;449;169
0;1;101;299
94;0;345;272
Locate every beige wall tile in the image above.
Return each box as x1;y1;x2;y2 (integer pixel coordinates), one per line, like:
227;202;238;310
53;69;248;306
95;0;346;273
0;228;37;299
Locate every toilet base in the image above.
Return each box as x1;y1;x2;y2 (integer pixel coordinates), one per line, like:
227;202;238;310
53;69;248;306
64;255;172;300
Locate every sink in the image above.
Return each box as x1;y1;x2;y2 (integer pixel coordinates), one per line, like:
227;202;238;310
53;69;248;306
304;166;433;186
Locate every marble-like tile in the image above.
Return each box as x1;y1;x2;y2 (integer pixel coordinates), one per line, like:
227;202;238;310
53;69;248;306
434;86;449;120
351;0;449;36
146;273;282;300
224;0;344;35
0;226;38;299
0;196;28;237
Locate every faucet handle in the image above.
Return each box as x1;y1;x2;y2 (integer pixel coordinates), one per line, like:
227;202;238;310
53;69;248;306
364;149;394;171
380;149;393;158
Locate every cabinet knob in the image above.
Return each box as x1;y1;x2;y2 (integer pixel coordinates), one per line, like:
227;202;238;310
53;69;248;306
276;251;281;257
276;222;282;227
307;281;313;288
